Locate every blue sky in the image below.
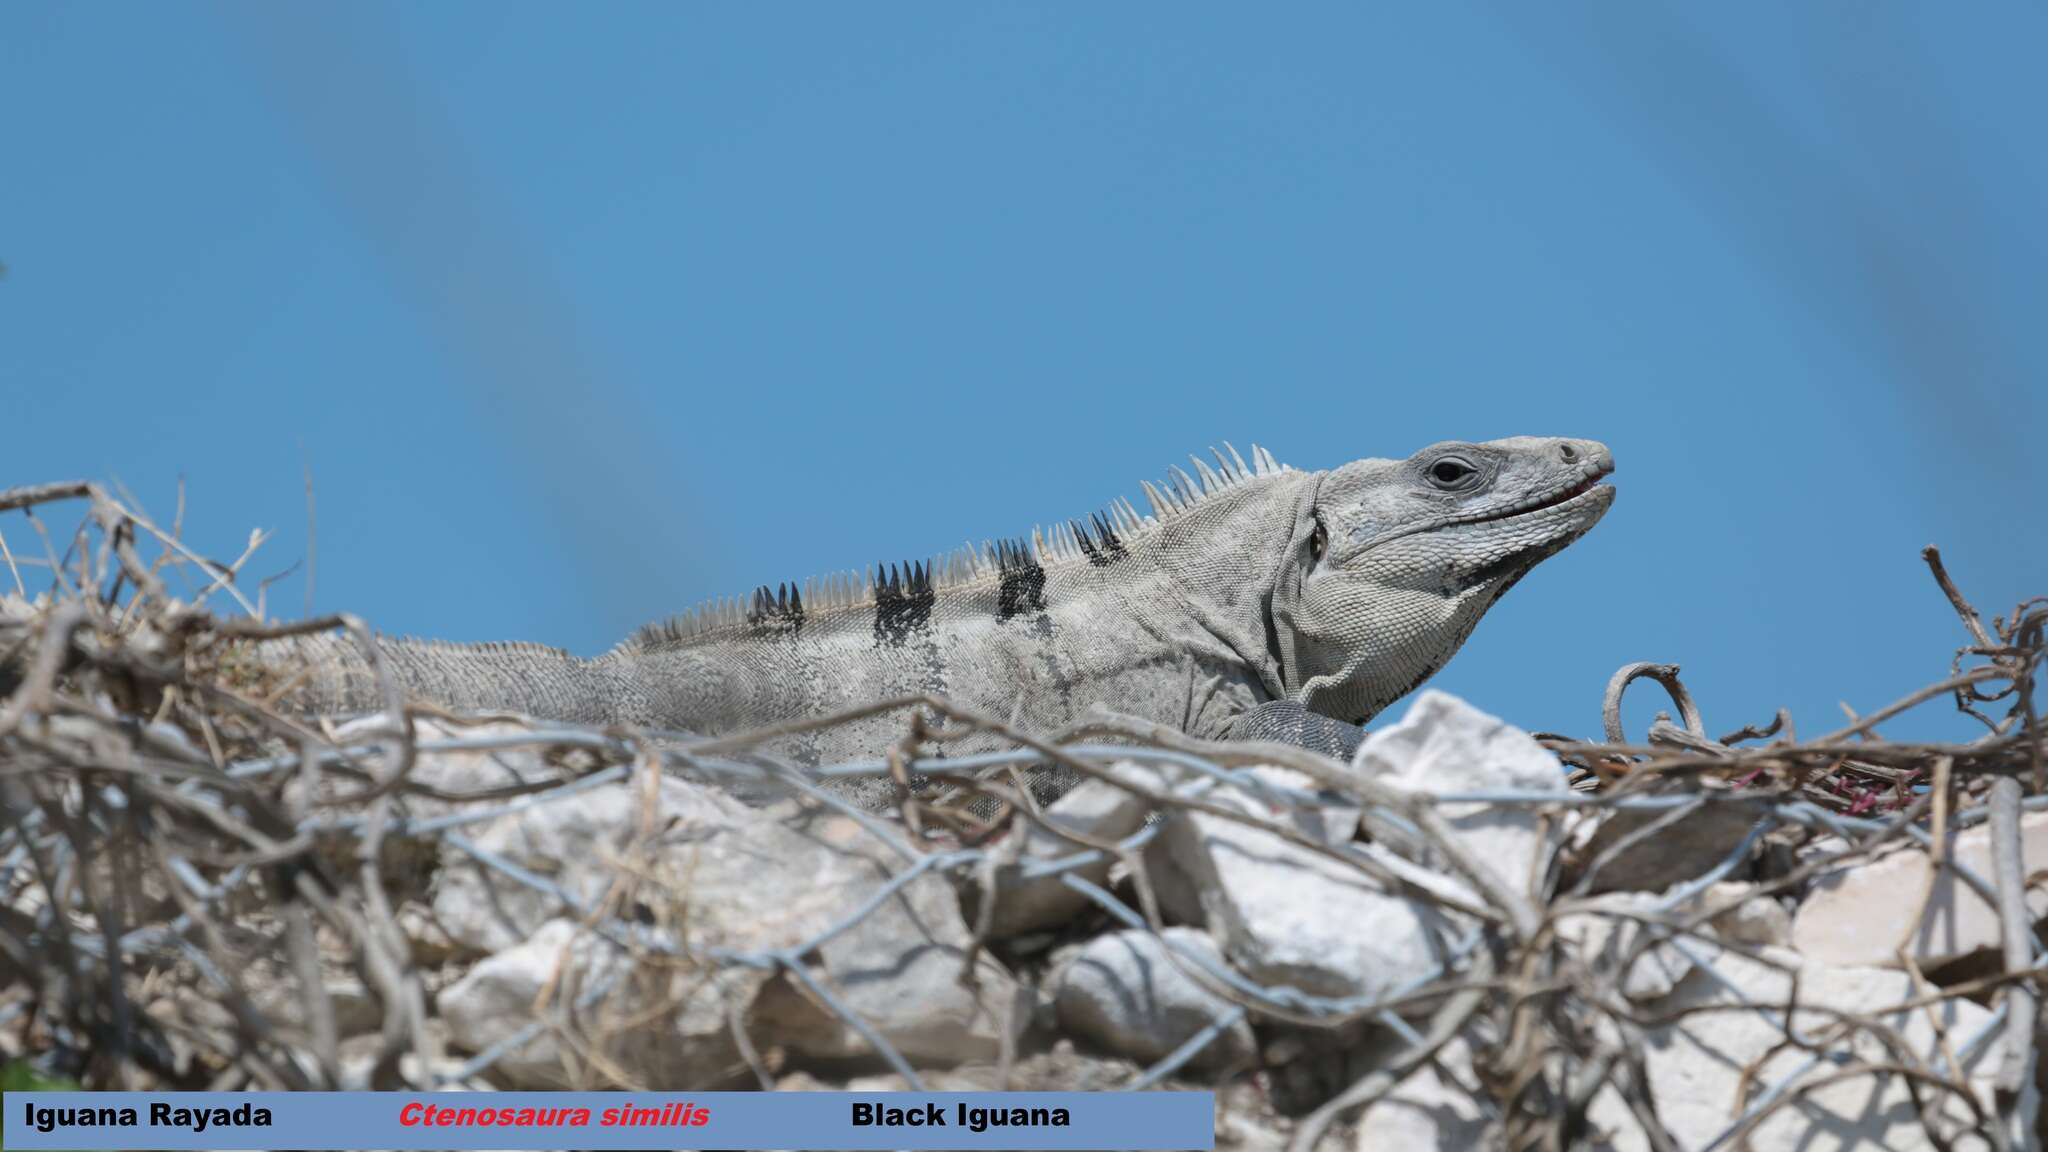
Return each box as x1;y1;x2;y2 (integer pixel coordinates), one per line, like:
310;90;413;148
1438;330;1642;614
2;4;2042;743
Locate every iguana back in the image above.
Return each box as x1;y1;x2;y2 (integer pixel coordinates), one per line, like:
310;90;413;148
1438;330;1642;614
284;437;1615;798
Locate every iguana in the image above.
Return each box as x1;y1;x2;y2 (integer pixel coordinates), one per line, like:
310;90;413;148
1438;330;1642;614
277;437;1614;802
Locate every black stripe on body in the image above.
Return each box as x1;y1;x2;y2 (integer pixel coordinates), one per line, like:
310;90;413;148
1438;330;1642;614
994;539;1047;621
873;561;937;644
747;583;805;637
1074;515;1127;568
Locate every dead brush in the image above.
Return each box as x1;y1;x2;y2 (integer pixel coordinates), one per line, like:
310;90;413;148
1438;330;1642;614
0;478;2041;1151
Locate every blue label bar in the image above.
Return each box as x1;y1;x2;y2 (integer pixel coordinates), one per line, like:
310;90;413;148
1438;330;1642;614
5;1091;1215;1150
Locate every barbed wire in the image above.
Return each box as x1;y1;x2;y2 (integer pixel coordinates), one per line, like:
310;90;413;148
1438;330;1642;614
0;480;2041;1150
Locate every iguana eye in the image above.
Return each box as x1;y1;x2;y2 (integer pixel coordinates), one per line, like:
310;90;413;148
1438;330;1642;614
1428;458;1477;488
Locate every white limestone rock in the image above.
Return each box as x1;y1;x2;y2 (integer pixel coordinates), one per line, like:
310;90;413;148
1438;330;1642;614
1353;690;1567;795
1154;788;1439;1001
438;918;756;1088
1791;810;2048;968
1053;927;1256;1073
1702;881;1792;948
1352;689;1567;899
1585;945;2016;1151
1146;691;1578;1001
324;717;562;804
967;761;1164;938
429;774;754;955
1555;892;1705;1002
1141;762;1363;928
1352;1039;1492;1152
1241;764;1363;844
436;783;1018;1079
702;813;1017;1066
402;719;560;795
1556;883;1790;1003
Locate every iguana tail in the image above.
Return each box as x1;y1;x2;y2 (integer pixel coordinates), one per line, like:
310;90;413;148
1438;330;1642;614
266;630;641;726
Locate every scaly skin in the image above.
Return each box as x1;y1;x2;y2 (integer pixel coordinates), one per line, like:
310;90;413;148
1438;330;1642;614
281;438;1615;799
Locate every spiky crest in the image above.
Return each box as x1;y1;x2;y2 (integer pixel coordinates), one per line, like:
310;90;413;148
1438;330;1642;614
624;443;1290;649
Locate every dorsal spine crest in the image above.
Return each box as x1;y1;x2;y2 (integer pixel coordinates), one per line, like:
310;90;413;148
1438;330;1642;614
625;442;1285;649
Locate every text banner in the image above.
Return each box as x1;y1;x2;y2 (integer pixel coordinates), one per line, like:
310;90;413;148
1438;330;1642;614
6;1090;1215;1150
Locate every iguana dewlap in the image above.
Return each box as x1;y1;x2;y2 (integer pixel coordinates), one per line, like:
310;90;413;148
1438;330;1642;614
285;438;1614;799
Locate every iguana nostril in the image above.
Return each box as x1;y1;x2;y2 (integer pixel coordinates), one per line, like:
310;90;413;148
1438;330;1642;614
1559;443;1579;463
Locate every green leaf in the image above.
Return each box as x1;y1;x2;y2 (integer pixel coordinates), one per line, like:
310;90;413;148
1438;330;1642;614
1;1060;77;1092
2;1061;85;1152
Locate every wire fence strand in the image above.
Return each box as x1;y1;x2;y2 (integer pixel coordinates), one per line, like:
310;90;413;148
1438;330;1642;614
0;481;2042;1149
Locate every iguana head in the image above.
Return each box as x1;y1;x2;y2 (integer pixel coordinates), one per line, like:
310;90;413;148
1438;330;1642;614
1268;436;1614;724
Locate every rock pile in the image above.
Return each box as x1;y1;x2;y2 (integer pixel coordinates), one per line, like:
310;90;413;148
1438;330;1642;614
346;691;2035;1151
6;482;2039;1152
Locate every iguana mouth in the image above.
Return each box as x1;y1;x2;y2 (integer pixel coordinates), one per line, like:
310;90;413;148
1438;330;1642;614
1470;462;1614;524
1348;462;1615;558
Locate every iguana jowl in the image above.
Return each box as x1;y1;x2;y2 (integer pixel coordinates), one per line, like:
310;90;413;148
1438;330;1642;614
286;438;1614;795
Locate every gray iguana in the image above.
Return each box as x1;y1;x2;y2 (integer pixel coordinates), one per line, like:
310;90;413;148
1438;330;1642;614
280;437;1613;800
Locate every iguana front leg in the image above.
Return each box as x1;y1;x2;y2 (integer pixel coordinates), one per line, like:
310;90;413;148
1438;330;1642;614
1227;699;1367;762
